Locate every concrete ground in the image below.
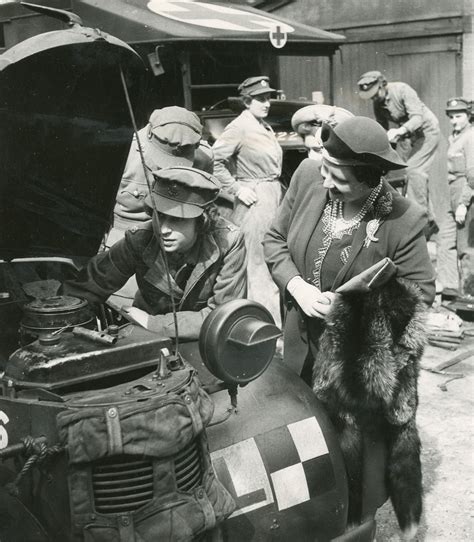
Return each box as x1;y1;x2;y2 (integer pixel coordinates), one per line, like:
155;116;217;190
375;320;474;541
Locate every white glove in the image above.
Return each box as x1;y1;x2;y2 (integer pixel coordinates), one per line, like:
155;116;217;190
455;204;467;225
236;186;258;206
387;127;406;144
287;276;336;319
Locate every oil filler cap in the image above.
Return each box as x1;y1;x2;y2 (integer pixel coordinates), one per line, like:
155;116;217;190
199;299;281;384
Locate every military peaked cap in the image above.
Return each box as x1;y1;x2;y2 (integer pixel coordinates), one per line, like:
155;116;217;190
238;76;276;97
357;70;386;99
445;97;471;114
145;167;221;219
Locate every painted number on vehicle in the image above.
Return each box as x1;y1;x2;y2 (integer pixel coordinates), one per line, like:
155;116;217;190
0;410;9;449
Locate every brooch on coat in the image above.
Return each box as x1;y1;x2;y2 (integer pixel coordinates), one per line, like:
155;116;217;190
364;191;393;247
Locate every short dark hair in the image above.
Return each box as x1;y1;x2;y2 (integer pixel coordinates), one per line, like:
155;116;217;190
242;95;253;107
352;165;385;187
198;204;220;233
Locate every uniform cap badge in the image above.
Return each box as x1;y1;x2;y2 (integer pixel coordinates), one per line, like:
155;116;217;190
167;182;180;198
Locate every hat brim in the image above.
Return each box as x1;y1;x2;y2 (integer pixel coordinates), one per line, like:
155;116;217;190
358;84;380;100
146;139;195;169
151;123;201;147
144;193;204;219
446;107;469;113
322;121;407;171
246;87;276;97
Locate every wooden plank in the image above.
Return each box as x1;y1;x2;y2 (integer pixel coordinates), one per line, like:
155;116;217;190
336;18;464;43
386;43;461;55
323;13;464;31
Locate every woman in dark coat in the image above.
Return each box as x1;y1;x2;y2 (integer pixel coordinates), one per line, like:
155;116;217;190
263;116;435;540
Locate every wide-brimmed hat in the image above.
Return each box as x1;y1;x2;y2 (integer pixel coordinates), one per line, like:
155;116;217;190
445;97;471;114
321;116;406;171
145;106;202;168
145;167;220;219
291;104;354;133
357;70;386;100
238;76;276;98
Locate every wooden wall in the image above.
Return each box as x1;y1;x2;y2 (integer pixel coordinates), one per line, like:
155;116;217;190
275;0;465;29
275;0;472;220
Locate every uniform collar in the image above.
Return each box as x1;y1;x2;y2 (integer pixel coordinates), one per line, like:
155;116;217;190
242;109;273;132
142;229;219;296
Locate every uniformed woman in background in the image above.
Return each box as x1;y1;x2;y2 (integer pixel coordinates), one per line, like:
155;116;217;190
212;76;283;327
437;97;474;297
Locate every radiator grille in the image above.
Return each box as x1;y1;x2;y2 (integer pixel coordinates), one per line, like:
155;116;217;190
175;438;203;492
92;440;203;514
92;456;154;514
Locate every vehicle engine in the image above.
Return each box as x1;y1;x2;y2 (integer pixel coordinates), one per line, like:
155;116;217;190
0;260;281;541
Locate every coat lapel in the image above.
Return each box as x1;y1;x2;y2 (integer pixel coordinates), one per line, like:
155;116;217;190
181;234;220;300
142;232;220;301
331;217;369;290
142;239;183;298
332;180;394;291
295;182;327;275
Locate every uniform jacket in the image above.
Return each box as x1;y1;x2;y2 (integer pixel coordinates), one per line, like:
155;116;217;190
374;82;439;139
212;110;283;196
447;124;474;208
114;126;159;222
263;158;435;371
63;217;247;340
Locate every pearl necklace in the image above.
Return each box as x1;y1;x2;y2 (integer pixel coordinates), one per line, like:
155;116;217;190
330;179;383;239
311;179;383;289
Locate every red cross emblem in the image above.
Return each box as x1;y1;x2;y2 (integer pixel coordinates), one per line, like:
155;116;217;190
269;25;287;49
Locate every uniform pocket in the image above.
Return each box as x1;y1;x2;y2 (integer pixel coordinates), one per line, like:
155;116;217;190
116;181;149;213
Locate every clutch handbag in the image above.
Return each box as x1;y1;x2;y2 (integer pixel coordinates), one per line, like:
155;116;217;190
335;257;397;294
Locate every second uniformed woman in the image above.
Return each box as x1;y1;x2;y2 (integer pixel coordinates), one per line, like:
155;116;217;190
212;76;283;327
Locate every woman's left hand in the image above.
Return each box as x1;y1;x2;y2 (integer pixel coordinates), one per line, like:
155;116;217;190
237;186;258;206
455;204;467;225
122;306;150;329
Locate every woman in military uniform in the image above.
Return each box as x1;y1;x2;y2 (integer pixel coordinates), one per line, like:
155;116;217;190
212;76;283;327
437;97;474;297
62;167;247;340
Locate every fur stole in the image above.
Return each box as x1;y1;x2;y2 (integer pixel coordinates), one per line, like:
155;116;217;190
312;277;426;537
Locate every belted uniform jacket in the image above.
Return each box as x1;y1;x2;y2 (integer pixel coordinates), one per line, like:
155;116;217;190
263;159;436;372
63;217;247;340
212;110;282;196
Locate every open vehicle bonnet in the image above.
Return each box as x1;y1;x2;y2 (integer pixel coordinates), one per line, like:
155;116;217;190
0;24;146;260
